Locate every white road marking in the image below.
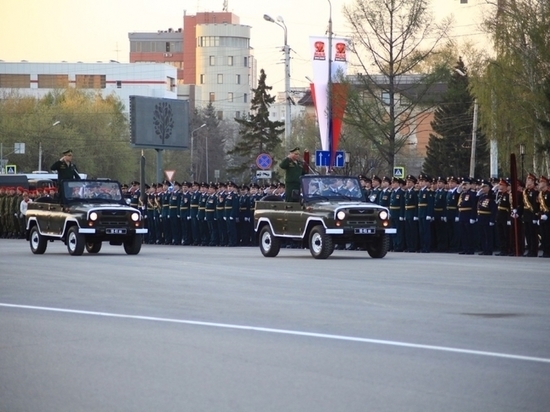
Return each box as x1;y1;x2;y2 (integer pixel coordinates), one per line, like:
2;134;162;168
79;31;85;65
2;302;550;364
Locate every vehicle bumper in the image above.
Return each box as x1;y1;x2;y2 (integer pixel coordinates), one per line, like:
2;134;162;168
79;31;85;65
327;228;396;235
79;228;148;234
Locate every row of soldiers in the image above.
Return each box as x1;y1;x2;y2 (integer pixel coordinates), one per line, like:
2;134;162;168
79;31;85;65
0;186;35;239
358;173;550;257
126;180;282;247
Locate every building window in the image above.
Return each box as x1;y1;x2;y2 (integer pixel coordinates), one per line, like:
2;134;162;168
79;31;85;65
228;56;233;66
37;74;68;88
116;80;122;88
217;74;223;84
75;74;106;89
228;92;233;102
200;74;205;84
244;93;247;103
166;76;175;91
236;74;241;84
244;56;248;67
0;74;30;88
209;92;215;103
209;56;216;66
235;111;241;119
217;111;223;120
381;91;391;106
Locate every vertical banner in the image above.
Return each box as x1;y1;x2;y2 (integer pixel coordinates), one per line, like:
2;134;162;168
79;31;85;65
309;36;350;167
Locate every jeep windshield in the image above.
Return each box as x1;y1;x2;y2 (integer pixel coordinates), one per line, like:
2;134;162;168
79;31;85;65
301;175;365;202
63;180;124;203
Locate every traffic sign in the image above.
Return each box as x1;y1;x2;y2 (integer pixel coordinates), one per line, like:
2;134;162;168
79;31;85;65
256;170;272;178
6;165;16;174
256;153;272;170
393;167;405;178
315;150;345;167
164;170;175;181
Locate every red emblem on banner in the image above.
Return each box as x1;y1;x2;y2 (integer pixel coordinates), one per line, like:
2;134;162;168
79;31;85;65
335;42;347;62
313;41;326;60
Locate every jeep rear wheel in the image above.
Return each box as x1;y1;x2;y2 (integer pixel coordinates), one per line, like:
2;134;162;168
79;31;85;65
86;241;102;254
259;226;280;257
67;226;85;256
367;234;390;258
124;235;142;255
309;225;334;259
29;226;47;254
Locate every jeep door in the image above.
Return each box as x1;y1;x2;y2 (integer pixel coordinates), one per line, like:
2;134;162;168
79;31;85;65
283;202;305;237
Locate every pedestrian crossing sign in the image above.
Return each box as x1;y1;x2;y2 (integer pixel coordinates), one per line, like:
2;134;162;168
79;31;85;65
6;165;16;174
393;167;404;178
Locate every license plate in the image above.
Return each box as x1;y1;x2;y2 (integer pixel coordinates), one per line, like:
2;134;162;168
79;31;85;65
354;228;375;234
106;228;127;234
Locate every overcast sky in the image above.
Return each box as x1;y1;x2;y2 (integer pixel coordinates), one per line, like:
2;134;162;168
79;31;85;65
1;0;490;91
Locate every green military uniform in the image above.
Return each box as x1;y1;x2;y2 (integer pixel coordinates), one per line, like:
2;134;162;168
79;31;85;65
279;147;304;202
50;149;81;180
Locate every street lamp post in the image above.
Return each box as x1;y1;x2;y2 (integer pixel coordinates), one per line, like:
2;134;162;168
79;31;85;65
263;13;291;151
327;0;333;169
520;143;525;182
38;120;61;172
190;123;206;179
454;69;478;177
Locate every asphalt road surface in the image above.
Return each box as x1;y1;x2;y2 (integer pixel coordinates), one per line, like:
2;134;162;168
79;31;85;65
1;239;549;412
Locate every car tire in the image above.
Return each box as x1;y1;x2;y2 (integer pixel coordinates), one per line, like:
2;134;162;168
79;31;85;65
29;226;47;254
259;225;281;257
67;226;85;256
124;235;142;255
367;234;390;258
86;241;102;254
309;225;334;259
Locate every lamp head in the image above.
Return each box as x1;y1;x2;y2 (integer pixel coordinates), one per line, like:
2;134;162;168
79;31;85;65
276;16;284;23
263;14;275;23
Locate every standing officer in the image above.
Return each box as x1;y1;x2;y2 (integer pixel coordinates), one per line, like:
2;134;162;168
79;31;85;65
249;183;263;246
216;182;227;246
433;177;448;252
476;179;497;255
190;182;201;245
279;147;304;202
225;182;240;246
239;185;252;245
179;182;192;245
404;174;419;252
522;173;540;257
169;182;181;245
389;177;405;252
457;178;477;255
495;179;512;256
50;149;81;180
445;176;461;252
160;181;171;244
537;176;550;257
417;174;434;253
205;183;218;246
369;175;382;204
378;177;392;208
146;184;157;244
198;182;209;246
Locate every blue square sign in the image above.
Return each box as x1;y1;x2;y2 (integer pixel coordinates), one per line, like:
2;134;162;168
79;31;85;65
315;150;345;167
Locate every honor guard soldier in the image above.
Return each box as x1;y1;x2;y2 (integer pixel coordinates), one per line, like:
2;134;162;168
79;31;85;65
146;184;157;244
160;181;171;244
205;183;218;246
433;177;448;252
389;177;405;252
190;182;201;245
239;185;252;245
50;149;81;181
495;179;512;255
225;182;240;246
476;180;497;255
129;181;140;209
198;182;209;246
179;182;192;245
216;182;228;246
537;176;550;257
359;175;372;199
378;177;392;208
169;182;182;245
522;173;540;257
457;177;477;254
249;183;263;246
417;174;435;253
404;174;419;252
369;175;382;203
446;176;461;252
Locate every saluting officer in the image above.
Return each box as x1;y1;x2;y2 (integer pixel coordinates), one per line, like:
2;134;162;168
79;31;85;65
50;149;81;180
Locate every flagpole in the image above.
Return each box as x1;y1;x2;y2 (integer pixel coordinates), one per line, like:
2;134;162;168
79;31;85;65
327;0;333;171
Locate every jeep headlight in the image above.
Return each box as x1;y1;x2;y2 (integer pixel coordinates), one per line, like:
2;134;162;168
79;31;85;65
131;212;140;222
378;210;389;220
336;211;346;220
89;212;98;221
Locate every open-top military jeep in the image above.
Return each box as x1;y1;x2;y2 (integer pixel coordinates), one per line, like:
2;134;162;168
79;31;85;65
25;179;147;256
254;175;395;259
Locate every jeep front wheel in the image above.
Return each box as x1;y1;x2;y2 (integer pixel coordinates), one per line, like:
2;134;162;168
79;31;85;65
67;226;85;256
366;234;390;258
29;226;47;254
309;225;334;259
259;225;280;257
124;235;142;255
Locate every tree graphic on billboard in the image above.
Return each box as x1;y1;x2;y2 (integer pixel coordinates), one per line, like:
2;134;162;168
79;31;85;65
153;102;174;144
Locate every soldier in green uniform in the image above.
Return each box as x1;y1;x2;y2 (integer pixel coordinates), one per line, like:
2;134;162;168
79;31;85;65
50;149;81;180
0;186;6;238
389;177;405;252
279;147;304;202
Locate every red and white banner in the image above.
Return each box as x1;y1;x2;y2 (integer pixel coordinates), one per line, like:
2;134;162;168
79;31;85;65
309;35;350;166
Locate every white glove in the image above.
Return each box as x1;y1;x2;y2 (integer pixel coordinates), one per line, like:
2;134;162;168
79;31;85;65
399;217;404;221
533;220;537;225
167;215;170;219
244;217;250;222
223;217;227;221
469;219;476;224
511;209;518;218
426;216;432;221
442;217;446;222
489;222;495;226
230;217;234;220
187;216;191;220
413;216;418;221
507;221;511;226
455;217;459;223
542;215;548;221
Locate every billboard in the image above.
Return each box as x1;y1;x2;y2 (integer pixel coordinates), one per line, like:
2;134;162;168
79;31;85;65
130;96;189;149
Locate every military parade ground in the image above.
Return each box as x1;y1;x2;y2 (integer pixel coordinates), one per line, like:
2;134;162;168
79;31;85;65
0;239;549;411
